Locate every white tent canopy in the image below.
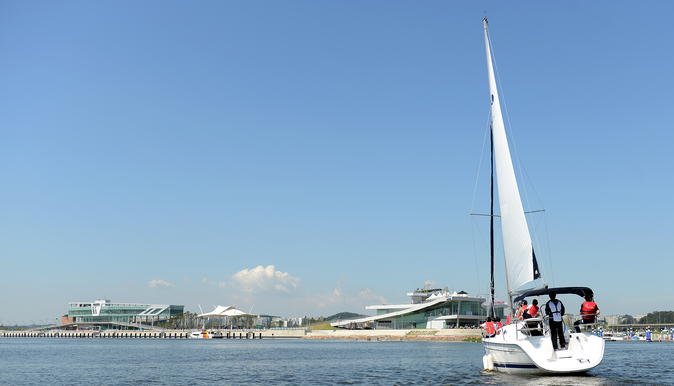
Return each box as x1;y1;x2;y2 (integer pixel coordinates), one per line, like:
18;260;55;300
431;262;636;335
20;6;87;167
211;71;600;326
197;305;256;318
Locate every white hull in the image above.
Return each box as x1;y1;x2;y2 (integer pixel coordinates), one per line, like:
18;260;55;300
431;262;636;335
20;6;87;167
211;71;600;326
190;330;212;339
483;322;604;374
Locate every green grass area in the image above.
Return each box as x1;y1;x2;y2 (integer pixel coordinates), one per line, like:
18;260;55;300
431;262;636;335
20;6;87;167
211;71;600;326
462;337;482;342
407;330;438;336
311;323;338;330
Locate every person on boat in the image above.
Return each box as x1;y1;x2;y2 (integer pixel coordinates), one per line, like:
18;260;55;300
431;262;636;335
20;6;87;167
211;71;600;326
545;293;566;350
524;299;539;319
574;295;600;332
516;300;528;320
481;317;496;338
495;317;503;332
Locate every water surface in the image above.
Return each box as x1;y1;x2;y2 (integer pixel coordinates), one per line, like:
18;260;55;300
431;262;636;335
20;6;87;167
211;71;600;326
0;339;668;385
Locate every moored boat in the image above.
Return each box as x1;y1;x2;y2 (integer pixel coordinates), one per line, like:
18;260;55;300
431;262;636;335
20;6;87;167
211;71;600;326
190;329;212;339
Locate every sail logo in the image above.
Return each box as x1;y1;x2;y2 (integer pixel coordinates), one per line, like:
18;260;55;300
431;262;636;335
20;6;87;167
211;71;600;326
491;94;494;105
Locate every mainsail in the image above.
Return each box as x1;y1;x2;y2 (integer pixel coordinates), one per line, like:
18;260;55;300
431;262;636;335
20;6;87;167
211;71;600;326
483;18;541;293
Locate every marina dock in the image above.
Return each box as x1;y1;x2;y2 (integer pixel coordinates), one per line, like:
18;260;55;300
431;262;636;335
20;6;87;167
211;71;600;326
0;328;479;340
0;329;307;339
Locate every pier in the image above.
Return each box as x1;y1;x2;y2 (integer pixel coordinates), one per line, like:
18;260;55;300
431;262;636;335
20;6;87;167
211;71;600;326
0;329;308;339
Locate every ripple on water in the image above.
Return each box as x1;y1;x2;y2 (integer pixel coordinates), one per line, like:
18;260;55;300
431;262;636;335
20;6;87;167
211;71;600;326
0;338;671;385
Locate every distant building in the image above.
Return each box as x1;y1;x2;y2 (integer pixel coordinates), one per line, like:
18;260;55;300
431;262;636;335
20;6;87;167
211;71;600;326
331;288;504;329
254;316;272;327
604;315;622;325
271;317;285;327
66;299;184;330
286;318;303;327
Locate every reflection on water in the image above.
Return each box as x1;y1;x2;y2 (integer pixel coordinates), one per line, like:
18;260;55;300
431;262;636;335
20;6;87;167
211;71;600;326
482;341;673;386
0;338;670;385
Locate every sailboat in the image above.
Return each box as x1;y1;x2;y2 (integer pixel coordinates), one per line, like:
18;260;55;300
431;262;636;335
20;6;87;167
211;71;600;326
480;17;605;374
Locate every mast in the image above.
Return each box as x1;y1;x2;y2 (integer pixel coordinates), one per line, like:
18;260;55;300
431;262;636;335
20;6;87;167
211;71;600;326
490;128;495;319
483;17;540;319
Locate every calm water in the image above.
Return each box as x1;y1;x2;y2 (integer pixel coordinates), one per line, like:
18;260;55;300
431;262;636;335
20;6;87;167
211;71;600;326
0;339;671;385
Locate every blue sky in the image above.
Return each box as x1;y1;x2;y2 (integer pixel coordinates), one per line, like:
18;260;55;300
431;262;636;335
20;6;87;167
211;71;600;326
1;1;672;324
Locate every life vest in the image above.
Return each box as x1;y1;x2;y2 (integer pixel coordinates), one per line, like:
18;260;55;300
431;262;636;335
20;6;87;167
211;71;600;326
581;301;598;320
548;300;563;322
496;322;503;331
527;304;539;317
518;304;528;319
485;321;495;336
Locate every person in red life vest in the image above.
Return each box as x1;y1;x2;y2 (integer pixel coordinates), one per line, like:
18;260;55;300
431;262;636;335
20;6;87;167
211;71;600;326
516;300;528;320
545;293;566;350
495;317;503;333
574;295;600;332
481;317;496;338
524;299;539;319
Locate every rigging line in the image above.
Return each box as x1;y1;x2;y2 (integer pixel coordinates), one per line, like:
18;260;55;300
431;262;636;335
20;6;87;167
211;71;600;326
513;153;547;240
494;221;506;300
543;211;555;287
488;31;527;207
472;215;507;303
489;27;549;292
471;216;490;254
470;107;494;214
515;156;546;209
531;210;548;287
487;28;540;235
513;154;555;286
471;217;482;295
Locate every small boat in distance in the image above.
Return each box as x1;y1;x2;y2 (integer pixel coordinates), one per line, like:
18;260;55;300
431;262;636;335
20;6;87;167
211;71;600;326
479;17;605;374
603;331;625;341
190;329;222;339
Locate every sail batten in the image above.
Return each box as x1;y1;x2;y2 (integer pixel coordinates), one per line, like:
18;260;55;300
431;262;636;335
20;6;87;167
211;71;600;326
483;18;540;293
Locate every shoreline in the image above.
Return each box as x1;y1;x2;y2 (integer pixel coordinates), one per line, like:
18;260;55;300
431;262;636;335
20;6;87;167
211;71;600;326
303;328;481;342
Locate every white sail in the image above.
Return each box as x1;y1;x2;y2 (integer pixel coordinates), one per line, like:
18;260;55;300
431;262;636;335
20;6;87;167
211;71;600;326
483;19;540;292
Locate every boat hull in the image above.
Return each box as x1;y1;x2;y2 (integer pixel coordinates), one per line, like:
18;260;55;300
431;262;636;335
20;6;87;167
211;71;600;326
483;323;604;374
190;330;212;339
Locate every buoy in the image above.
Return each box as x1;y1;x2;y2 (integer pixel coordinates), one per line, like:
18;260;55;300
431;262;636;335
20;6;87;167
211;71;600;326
482;354;495;371
483;354;494;371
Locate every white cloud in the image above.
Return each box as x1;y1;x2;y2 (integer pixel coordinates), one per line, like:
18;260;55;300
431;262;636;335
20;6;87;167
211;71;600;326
424;280;437;288
199;277;227;289
148;278;173;288
301;279;387;312
231;265;300;293
358;288;387;304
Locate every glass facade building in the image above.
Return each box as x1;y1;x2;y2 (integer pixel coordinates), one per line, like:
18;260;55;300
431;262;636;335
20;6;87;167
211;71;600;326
333;289;507;329
67;299;184;330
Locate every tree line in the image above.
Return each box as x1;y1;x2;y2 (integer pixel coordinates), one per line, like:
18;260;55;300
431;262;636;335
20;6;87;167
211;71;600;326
620;311;674;324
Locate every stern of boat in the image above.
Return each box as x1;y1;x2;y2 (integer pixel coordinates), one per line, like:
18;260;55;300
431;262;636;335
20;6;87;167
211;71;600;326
483;321;604;374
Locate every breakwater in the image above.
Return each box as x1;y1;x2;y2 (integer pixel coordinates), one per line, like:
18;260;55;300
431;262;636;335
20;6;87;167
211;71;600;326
0;330;305;339
1;328;485;341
